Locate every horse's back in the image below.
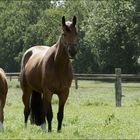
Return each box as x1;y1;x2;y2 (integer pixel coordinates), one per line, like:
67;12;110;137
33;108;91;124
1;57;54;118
21;46;50;70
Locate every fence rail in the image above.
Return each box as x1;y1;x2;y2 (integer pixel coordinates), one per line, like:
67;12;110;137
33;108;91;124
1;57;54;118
75;73;140;79
6;72;140;81
6;72;140;82
6;69;140;107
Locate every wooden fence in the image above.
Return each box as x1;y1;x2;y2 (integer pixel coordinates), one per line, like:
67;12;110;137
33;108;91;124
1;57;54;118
6;72;20;81
6;68;140;107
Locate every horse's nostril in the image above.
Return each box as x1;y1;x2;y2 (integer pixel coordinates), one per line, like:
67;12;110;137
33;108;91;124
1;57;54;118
71;50;77;58
73;50;77;56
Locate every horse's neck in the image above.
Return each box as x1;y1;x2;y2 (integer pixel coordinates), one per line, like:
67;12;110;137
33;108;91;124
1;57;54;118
54;37;69;68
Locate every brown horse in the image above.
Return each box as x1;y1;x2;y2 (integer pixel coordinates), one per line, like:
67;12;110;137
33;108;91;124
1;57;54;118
20;16;77;132
0;68;8;131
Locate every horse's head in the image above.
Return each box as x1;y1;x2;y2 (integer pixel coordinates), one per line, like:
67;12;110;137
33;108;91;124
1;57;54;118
61;16;78;59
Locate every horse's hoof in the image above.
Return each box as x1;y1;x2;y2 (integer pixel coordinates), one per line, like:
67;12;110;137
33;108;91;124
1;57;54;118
0;128;4;132
0;129;4;132
57;130;62;133
0;122;4;132
48;129;52;133
24;123;27;129
41;123;46;131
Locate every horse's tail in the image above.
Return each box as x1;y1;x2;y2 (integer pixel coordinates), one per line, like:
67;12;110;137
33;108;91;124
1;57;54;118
30;90;45;126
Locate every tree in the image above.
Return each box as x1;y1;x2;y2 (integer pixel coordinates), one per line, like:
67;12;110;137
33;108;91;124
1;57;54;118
0;0;51;72
0;0;140;73
83;0;140;73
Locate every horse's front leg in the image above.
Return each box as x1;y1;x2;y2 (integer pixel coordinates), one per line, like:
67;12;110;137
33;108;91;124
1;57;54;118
46;104;53;132
57;89;69;132
43;92;53;132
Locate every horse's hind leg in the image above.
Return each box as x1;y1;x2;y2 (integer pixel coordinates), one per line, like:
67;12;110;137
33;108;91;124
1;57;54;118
0;97;4;131
0;92;7;132
57;90;69;132
22;88;31;128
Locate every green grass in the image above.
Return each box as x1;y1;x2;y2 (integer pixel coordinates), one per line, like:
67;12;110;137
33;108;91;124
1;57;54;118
0;79;140;139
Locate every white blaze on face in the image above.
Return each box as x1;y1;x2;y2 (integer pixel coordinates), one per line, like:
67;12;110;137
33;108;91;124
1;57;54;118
0;121;4;132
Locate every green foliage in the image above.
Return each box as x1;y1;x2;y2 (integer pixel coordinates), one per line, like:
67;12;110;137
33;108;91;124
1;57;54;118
0;0;140;73
83;0;140;73
0;0;52;72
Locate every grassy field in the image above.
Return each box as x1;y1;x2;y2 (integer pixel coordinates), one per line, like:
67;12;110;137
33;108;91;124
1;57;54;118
0;79;140;139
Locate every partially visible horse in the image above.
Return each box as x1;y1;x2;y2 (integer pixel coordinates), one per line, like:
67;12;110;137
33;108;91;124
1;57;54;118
20;16;78;132
0;68;8;131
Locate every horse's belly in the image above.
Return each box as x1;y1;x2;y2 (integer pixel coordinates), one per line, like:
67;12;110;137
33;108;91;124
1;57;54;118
43;76;73;94
24;62;43;92
25;70;42;92
28;78;42;92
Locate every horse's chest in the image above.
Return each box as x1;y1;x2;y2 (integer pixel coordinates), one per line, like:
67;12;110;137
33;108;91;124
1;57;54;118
45;72;73;93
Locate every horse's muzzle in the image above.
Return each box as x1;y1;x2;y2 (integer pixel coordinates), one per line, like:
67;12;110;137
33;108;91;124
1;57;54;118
69;49;77;59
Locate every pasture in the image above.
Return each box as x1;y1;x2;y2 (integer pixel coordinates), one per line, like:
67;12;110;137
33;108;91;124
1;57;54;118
0;79;140;139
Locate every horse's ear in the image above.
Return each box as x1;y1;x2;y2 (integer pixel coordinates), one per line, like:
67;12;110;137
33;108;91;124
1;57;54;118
72;16;76;26
62;16;66;27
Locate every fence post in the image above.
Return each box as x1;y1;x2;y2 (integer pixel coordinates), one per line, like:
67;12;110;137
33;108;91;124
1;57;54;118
115;68;122;107
74;76;78;89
